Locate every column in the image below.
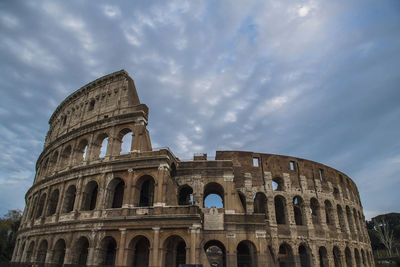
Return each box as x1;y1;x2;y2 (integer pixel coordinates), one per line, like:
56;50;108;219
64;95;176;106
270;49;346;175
151;227;160;267
117;228;127;266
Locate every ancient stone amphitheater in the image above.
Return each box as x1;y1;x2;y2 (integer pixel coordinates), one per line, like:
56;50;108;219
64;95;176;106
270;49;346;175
12;70;373;267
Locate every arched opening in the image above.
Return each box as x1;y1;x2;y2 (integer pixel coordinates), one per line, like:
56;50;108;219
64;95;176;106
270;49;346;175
46;189;59;216
353;208;360;233
29;196;38;219
204;182;224;208
49;151;59;173
92;133;108;159
128;235;150;267
99;237;117;266
73;237;89;265
53;239;66;266
237;240;257;267
35;193;47;219
137;176;155;207
238;191;247;213
333;187;340;200
25;241;35;263
346;206;355;233
361;249;366;267
337;205;347;233
164;235;187;267
324;200;335;226
333;246;342;267
88;99;95;111
298;244;312;267
254;192;268;218
60;145;71;168
36;239;48;263
178;185;193;205
354;248;361;267
81;181;98;211
75;139;88;163
18;241;26;262
310;198;321;225
293;196;305;226
106;178;125;208
119;128;133;154
204;240;226;267
278;243;293;267
170;163;177;178
319;246;329;267
274;195;287;224
62;185;76;213
40;158;49;177
345;247;352;267
272;177;284;191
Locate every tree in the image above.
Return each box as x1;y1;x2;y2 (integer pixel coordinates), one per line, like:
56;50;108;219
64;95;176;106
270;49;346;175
0;209;22;263
373;218;394;257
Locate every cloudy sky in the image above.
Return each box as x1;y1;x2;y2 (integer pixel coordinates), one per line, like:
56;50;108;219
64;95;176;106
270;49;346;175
1;0;399;219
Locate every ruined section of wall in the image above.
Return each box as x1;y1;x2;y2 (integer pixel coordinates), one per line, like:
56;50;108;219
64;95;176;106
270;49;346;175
13;71;374;267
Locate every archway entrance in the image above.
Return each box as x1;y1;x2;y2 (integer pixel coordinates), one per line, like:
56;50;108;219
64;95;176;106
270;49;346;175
204;240;226;267
164;235;186;267
237;240;257;267
129;235;150;267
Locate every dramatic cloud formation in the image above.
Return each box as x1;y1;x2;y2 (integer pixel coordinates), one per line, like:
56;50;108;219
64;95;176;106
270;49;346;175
0;0;399;219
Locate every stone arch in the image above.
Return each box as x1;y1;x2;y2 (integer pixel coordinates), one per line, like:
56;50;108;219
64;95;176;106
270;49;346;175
93;133;109;159
25;240;35;263
293;196;306;226
204;182;225;208
333;246;342;267
278;242;294;266
333;187;340;200
274;195;288;224
354;248;361;267
178;184;193;205
105;178;125;208
62;185;76;213
35;193;47;219
272;176;285;191
81;180;99;211
319;246;329;267
135;175;155;207
345;247;352;267
353;208;361;233
118;128;133;154
29;196;38;219
324;200;335;226
237;240;258;267
310;197;321;225
238;191;247;213
75;138;88;163
52;239;66;266
204;240;226;267
163;235;187;267
98;236;117;266
298;243;312;267
46;189;59;216
17;240;26;262
60;145;71;168
72;236;90;265
36;239;48;263
254;192;268;218
128;235;151;267
40;157;49;177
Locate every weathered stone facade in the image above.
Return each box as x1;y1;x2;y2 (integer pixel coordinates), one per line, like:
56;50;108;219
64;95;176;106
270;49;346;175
12;70;374;267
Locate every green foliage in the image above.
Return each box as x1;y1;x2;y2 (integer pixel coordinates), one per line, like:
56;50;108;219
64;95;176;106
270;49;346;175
0;210;22;263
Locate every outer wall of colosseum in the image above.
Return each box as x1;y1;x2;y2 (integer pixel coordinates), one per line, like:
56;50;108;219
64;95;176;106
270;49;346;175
12;70;374;267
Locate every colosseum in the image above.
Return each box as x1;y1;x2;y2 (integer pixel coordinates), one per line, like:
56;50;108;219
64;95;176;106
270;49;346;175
11;70;373;267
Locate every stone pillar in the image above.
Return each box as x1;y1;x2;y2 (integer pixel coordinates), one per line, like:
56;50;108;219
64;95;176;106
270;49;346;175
190;224;201;264
117;228;127;266
151;227;160;267
224;172;235;212
155;164;169;206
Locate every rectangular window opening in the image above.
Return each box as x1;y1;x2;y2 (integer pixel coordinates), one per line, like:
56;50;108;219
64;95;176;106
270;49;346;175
289;161;295;171
253;157;259;167
319;168;324;181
